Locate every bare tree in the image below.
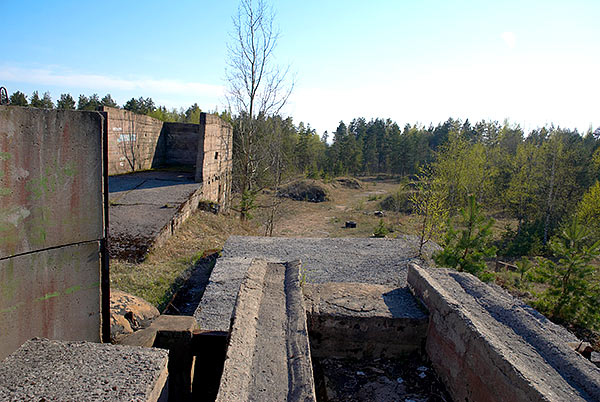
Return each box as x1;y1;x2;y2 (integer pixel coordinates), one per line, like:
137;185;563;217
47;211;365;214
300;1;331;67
226;0;293;219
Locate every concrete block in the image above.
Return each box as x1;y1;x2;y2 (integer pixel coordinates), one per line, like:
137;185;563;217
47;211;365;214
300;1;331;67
407;264;600;402
0;241;101;360
0;106;103;258
0;338;168;402
304;282;428;359
193;257;253;332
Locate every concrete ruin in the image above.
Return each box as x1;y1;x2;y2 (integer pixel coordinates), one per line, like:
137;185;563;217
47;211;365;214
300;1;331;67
102;107;233;259
189;236;600;401
101;106;232;209
2;106;600;401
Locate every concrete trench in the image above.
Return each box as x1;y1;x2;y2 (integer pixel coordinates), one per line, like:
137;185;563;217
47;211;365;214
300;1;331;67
186;237;600;402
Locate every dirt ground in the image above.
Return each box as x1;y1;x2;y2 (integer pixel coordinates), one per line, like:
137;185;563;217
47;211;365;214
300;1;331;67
253;176;420;239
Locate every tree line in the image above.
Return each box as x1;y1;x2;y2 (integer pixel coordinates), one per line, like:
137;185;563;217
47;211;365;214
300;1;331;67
5;90;206;124
8;89;600;255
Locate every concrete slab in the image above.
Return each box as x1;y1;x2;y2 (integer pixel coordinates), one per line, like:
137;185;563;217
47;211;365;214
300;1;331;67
0;241;101;360
408;264;600;402
0;106;103;258
0;338;168;402
222;235;439;286
194;257;253;332
108;170;202;260
195;236;435;332
303;282;428;359
216;260;316;402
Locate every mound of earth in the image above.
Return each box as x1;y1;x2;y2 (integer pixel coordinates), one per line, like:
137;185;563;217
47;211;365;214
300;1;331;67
278;179;330;202
335;177;362;189
379;189;414;213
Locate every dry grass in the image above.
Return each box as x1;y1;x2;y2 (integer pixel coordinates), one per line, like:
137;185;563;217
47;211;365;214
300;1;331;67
110;210;259;310
111;175;518;310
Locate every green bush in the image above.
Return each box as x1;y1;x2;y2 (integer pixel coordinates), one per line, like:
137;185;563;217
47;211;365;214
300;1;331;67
373;219;389;238
379;187;413;213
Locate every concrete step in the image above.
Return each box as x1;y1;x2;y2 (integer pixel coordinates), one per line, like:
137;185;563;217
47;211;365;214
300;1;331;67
303;282;428;359
216;259;316;402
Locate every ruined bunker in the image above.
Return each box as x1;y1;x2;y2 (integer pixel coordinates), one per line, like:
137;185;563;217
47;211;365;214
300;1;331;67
2;106;600;401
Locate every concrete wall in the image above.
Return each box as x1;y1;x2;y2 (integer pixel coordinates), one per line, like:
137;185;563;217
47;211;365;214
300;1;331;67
163;122;200;166
101;108;233;210
100;106;164;175
0;106;104;360
407;264;600;402
195;113;233;208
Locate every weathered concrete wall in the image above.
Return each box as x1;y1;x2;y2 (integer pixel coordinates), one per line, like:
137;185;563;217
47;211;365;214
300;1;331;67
101;108;233;211
407;264;600;402
303;282;428;360
163;122;199;166
0;106;104;360
100;106;165;175
195;113;232;208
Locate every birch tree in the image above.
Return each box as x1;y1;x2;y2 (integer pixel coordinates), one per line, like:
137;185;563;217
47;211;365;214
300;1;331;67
226;0;293;219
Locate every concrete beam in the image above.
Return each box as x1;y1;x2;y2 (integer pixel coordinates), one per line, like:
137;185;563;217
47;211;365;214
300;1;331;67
216;260;316;402
407;263;600;402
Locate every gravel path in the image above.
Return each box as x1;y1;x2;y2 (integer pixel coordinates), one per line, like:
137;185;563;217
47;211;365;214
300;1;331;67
223;235;440;287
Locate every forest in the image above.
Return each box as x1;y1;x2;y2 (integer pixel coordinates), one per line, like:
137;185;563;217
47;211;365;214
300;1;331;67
6;88;600;334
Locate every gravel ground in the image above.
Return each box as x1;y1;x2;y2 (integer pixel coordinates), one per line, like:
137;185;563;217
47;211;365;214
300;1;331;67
223;235;440;287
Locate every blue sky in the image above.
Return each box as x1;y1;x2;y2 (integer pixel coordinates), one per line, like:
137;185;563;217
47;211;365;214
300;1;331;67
2;0;599;134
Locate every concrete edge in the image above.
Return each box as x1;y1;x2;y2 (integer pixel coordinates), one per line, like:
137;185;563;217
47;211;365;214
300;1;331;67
284;260;317;401
407;264;549;401
152;184;205;251
407;263;600;401
215;259;268;402
148;360;169;402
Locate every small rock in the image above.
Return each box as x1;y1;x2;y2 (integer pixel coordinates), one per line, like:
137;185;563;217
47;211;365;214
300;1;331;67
356;371;366;376
418;372;426;379
110;290;159;341
417;366;428;372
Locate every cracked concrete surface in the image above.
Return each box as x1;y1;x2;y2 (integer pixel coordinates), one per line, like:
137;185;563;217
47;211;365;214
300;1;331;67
108;170;202;260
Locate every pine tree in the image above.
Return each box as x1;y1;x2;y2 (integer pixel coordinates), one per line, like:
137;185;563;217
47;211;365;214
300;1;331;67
9;91;28;106
534;219;600;329
434;194;496;276
57;93;76;110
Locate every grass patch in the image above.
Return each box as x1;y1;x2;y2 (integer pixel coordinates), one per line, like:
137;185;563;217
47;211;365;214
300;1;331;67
110;209;258;310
